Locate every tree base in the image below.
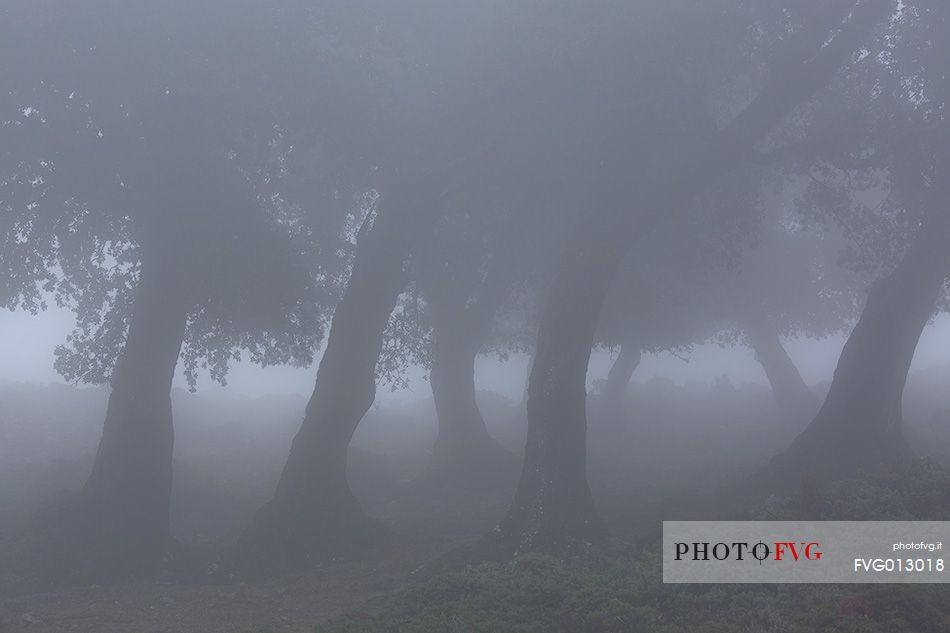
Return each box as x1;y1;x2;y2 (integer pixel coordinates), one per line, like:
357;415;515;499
743;421;915;501
233;495;388;576
498;486;609;555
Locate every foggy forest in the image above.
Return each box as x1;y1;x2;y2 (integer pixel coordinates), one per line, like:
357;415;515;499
1;0;949;631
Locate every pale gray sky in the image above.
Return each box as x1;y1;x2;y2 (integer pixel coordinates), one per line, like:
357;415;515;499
1;303;947;404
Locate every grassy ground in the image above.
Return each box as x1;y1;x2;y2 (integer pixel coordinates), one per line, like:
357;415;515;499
1;464;948;633
321;554;949;633
321;461;950;633
2;382;948;632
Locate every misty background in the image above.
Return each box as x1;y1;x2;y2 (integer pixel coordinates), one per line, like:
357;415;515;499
4;302;949;401
3;1;950;631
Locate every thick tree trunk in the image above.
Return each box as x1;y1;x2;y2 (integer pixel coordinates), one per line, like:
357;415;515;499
427;316;513;488
76;254;187;572
498;221;626;550
496;2;888;552
237;189;427;571
759;226;949;490
754;132;950;493
600;342;641;425
745;320;818;429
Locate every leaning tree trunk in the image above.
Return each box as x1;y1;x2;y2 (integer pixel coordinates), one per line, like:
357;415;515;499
427;312;513;488
600;342;641;425
78;253;187;572
759;225;949;490
496;0;889;552
745;320;818;430
754;129;950;493
237;188;428;572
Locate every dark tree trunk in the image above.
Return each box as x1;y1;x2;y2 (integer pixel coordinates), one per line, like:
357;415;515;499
759;223;949;489
498;222;626;550
427;313;514;488
745;320;818;429
754;133;950;493
420;244;518;486
237;189;428;571
496;1;889;552
600;342;641;425
75;253;187;572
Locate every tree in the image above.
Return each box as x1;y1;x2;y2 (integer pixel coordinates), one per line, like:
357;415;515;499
235;0;645;567
236;180;445;572
594;174;762;426
399;164;579;486
719;184;865;429
414;207;520;488
498;0;894;552
596;177;865;432
750;0;950;490
234;0;546;568
0;0;353;573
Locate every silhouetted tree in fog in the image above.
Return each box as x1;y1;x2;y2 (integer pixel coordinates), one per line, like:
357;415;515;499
499;0;893;552
237;0;631;568
718;188;864;429
735;1;950;491
595;214;736;426
415;206;519;487
0;0;356;573
6;0;944;582
236;0;545;568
